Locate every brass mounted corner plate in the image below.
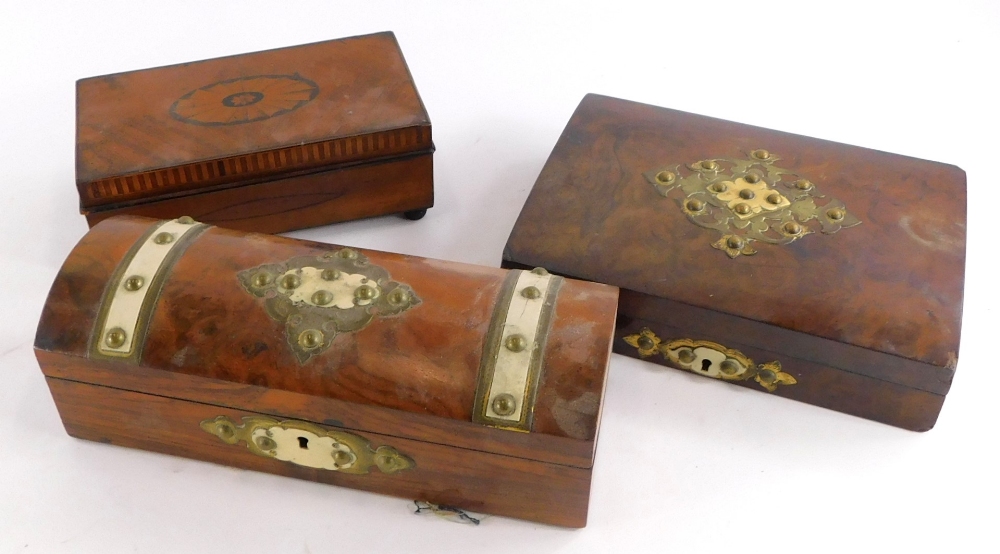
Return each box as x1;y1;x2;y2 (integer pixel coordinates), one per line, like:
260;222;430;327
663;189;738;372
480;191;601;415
238;248;420;364
644;150;861;258
200;415;414;474
623;329;797;392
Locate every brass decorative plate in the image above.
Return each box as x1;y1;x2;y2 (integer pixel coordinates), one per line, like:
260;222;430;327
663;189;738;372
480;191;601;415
238;248;420;363
201;415;414;474
170;74;319;126
644;149;860;258
623;329;797;392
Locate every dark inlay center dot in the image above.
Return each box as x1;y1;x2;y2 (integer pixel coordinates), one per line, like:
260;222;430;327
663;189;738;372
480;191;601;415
222;91;265;108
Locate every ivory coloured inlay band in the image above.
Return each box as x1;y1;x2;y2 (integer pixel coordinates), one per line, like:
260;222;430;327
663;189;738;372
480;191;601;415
91;218;207;360
473;268;562;431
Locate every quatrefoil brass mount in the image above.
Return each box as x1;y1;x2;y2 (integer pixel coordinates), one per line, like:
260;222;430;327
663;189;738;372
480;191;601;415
644;149;861;258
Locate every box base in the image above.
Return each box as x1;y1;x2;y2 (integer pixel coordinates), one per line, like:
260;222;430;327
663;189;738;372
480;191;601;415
46;376;592;527
501;259;946;432
83;153;434;235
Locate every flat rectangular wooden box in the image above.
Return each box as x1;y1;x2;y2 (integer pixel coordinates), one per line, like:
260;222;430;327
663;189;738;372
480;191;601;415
35;216;619;527
76;32;434;234
503;94;966;432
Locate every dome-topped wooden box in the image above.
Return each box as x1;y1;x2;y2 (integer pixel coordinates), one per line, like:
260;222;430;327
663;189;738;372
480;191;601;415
35;216;619;527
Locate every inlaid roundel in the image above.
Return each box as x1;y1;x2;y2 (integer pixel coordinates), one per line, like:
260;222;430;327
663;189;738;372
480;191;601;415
170;74;319;126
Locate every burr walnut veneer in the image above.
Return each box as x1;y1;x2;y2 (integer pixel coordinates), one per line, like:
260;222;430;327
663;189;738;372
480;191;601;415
503;94;966;431
35;216;618;527
76;32;434;233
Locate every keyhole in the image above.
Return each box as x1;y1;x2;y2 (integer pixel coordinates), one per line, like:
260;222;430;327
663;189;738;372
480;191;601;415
298;436;309;449
700;359;712;372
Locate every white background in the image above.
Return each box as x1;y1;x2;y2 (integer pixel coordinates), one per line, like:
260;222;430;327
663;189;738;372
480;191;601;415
1;1;997;552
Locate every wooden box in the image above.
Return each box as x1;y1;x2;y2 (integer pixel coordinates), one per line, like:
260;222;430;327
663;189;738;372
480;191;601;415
503;94;966;432
35;216;619;527
76;32;434;234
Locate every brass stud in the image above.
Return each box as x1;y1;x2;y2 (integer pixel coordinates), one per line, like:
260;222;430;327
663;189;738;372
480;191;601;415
520;286;542;299
655;170;676;184
794;179;813;191
388;288;410;305
720;359;740;375
280;274;301;290
726;236;745;250
710;182;728;193
783;221;803;235
752;149;770;160
252;272;271;288
311;290;333;306
332;450;353;465
123;275;144;291
701;160;719;171
298;329;324;350
355;285;377;301
321;268;340;281
766;193;783;205
531;267;549;276
177;216;195;225
337;248;358;259
504;334;528;352
827;208;845;221
216;423;235;439
739;189;755;200
637;336;655;351
491;393;517;416
685;198;705;212
255;436;277;451
104;327;127;349
677;348;696;363
734;203;752;215
757;368;777;384
744;174;760;184
153;232;174;245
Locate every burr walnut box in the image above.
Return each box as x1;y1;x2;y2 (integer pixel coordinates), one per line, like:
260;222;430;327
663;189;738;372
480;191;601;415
503;94;966;432
76;32;434;233
35;216;618;527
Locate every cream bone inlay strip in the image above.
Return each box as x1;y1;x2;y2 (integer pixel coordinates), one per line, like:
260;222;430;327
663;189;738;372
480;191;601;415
473;268;562;431
93;217;207;359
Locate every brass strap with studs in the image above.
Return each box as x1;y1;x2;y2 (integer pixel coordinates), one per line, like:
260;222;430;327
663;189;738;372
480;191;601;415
90;217;208;362
472;268;562;432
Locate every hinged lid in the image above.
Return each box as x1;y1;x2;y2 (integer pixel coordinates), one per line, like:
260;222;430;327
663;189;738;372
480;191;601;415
504;94;966;393
37;217;617;468
76;32;432;211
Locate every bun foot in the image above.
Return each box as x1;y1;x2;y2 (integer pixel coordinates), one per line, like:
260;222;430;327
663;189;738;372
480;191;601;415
403;209;428;221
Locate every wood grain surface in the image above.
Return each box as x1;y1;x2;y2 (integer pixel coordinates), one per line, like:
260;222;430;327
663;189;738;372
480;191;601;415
502;94;966;430
75;32;435;234
76;32;430;207
83;153;434;234
36;216;619;465
47;377;594;527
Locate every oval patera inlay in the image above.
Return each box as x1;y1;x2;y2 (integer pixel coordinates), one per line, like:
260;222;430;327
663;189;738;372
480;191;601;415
170;74;319;127
237;248;420;364
644;150;861;258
